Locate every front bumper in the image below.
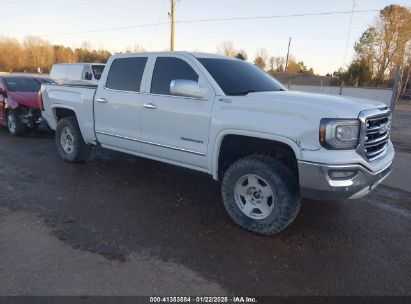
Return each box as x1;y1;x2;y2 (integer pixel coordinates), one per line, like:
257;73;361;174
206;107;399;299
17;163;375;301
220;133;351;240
298;144;394;200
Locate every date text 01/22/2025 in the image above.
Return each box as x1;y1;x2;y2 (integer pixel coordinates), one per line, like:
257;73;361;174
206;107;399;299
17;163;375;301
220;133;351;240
149;296;258;303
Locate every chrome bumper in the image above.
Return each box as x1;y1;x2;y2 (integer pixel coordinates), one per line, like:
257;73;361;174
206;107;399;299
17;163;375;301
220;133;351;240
298;148;394;200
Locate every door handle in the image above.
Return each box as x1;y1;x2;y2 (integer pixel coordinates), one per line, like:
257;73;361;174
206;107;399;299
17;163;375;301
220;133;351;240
96;97;108;103
143;103;158;109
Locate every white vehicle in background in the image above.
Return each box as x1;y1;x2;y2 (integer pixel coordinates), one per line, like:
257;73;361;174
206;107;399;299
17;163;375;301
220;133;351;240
40;52;394;235
50;63;105;86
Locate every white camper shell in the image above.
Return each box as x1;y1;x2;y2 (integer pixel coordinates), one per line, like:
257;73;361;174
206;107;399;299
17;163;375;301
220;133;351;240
50;63;105;86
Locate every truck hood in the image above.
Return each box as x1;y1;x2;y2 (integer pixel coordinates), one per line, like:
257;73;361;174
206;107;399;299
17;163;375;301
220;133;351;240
245;91;387;118
7;92;40;109
217;90;389;153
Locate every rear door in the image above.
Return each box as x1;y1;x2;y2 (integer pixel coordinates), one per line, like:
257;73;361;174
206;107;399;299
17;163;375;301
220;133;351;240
94;55;149;152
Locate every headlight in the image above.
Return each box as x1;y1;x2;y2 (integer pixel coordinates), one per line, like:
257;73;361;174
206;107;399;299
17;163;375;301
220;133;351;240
319;119;360;149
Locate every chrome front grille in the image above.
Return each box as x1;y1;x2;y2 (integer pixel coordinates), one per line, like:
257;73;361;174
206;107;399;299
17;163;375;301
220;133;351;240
358;108;391;161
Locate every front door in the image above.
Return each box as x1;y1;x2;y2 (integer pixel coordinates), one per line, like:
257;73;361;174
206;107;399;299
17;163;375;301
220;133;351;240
94;55;149;152
140;55;214;170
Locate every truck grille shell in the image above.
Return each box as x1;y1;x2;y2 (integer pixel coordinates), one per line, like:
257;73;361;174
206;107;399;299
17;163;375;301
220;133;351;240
357;108;391;161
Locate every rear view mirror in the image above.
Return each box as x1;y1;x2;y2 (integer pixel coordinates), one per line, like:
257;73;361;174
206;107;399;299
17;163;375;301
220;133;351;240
170;79;208;99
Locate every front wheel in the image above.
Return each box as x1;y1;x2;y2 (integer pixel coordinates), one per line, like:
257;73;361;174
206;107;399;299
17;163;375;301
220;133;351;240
55;117;91;162
221;155;301;235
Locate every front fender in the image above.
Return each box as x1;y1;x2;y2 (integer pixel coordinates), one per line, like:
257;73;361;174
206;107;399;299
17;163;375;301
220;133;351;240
210;129;302;180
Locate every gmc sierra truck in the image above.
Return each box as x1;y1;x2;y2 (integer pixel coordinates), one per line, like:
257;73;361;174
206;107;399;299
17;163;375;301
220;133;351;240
40;52;394;235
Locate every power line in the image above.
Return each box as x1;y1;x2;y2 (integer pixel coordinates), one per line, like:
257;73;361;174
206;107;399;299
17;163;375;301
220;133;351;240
41;22;169;37
149;0;167;49
3;0;112;18
175;9;380;23
342;0;356;68
39;9;381;37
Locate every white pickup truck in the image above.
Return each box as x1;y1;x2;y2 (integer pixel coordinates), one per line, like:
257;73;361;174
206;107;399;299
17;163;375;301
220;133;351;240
40;52;394;235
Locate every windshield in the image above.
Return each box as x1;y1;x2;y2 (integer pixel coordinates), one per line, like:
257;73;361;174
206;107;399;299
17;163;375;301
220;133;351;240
197;58;285;96
4;78;41;92
92;65;105;80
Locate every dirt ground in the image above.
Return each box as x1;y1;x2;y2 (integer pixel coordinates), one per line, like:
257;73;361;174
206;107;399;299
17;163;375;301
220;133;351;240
0;107;410;296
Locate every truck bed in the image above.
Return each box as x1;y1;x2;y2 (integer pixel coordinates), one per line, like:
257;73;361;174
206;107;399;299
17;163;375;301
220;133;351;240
41;84;98;144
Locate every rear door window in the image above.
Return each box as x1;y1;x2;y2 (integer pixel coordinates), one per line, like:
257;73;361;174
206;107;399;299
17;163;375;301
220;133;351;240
105;57;148;92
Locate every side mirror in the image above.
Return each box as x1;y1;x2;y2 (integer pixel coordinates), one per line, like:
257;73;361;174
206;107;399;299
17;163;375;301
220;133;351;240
170;79;208;99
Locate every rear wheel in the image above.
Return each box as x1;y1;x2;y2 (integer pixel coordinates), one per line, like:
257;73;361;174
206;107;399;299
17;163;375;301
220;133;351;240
6;110;26;136
221;155;301;235
56;117;91;162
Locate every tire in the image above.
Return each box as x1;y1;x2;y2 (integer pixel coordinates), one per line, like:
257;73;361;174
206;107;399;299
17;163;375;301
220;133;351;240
221;155;301;235
6;110;26;136
55;117;91;162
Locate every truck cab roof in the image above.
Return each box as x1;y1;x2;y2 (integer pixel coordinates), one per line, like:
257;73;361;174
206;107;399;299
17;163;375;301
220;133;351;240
110;51;235;60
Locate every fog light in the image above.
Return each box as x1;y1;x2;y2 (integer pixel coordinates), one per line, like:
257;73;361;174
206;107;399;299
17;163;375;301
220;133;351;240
329;170;357;180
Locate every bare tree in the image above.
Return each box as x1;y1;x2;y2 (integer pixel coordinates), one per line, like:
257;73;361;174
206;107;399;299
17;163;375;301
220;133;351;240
268;56;275;72
398;42;411;97
81;41;92;51
0;35;112;73
255;48;268;69
268;56;286;72
23;36;54;72
354;27;377;75
236;49;248;61
254;57;266;70
217;41;237;57
53;45;76;63
125;44;146;53
0;37;24;72
353;4;411;94
274;56;286;72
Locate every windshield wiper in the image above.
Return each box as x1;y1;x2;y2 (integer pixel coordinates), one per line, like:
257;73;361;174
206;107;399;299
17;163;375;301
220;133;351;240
227;89;285;96
227;89;256;96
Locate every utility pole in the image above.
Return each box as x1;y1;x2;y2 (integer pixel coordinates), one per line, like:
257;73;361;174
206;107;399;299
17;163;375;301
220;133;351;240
170;0;176;51
390;64;401;122
285;37;291;72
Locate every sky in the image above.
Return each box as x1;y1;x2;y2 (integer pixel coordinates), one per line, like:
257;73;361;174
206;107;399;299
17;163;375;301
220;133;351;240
2;0;410;75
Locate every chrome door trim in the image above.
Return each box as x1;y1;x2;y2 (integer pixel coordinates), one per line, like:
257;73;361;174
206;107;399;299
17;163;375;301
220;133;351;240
96;130;206;156
143;103;158;109
96;97;108;103
103;86;144;94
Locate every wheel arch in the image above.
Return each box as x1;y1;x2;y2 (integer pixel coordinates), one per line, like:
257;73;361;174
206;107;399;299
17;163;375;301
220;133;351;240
52;105;92;144
4;97;19;110
211;130;302;180
52;105;78;123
